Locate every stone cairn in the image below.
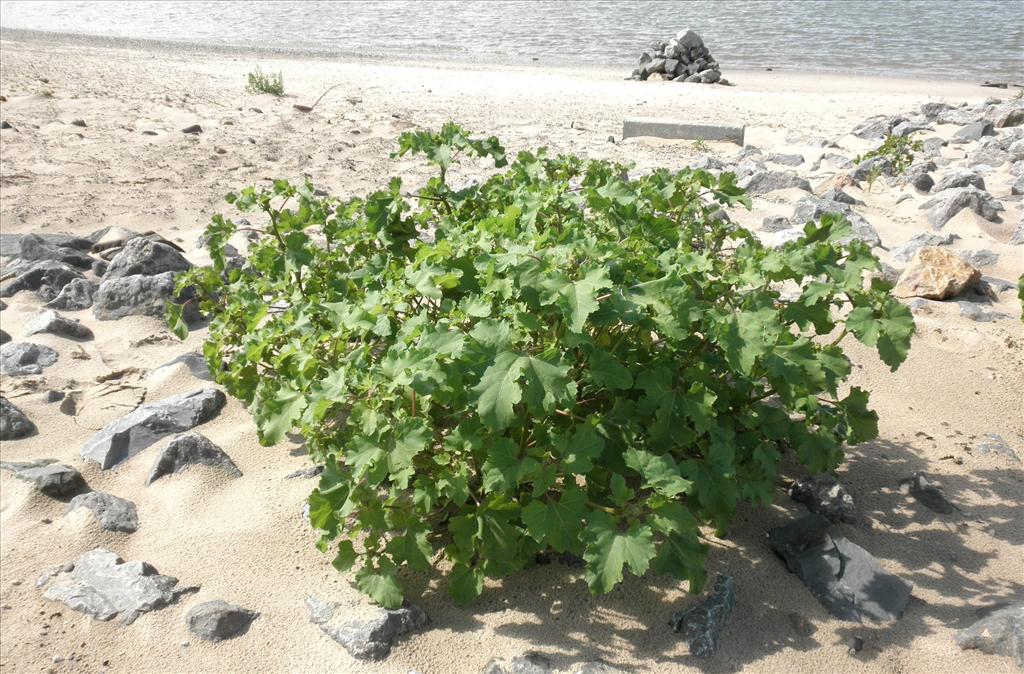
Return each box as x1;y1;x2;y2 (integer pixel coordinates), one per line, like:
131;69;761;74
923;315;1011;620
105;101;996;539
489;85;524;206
630;29;727;85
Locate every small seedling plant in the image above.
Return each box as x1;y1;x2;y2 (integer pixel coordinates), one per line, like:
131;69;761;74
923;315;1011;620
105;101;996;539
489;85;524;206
856;134;923;191
246;66;285;96
169;124;914;608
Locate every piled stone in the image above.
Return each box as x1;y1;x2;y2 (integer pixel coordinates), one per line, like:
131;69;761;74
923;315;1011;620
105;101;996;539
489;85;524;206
630;30;726;85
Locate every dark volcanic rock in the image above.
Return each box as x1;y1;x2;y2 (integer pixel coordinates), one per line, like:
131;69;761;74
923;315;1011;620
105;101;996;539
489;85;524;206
306;596;430;661
670;574;736;659
0;459;85;498
788;474;859;524
769;514;912;622
66;491;139;533
898;472;956;514
17;234;93;270
0;396;36;440
24;309;93;340
0;342;59;376
104;237;192;280
146;432;241;485
81;388;227;470
955;602;1024;667
42;548;184;624
186;600;259;642
93;272;194;321
45;278;98;311
0;259;84;301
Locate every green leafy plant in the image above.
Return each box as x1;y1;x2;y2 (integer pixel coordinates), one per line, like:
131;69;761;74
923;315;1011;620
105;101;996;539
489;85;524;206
691;139;710;153
169;123;914;609
246;66;285;97
855;134;923;177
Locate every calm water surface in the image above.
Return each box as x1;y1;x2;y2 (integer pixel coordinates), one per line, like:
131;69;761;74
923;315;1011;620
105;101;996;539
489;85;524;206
1;0;1022;81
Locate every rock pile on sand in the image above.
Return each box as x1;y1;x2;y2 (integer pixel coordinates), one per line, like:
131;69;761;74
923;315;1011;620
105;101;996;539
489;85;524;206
629;29;726;84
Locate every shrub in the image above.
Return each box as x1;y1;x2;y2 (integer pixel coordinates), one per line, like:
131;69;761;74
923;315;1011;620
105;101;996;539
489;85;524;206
246;67;284;97
855;134;923;176
169;123;914;608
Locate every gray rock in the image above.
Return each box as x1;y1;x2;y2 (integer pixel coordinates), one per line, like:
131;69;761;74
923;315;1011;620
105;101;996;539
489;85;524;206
45;278;98;311
0;342;59;376
104;237;192;280
919;187;1004;228
81;388;227;470
955;602;1024;667
1011;219;1024;245
0;329;8;344
851;115;895;139
147;432;241;485
0;259;84;301
186;600;258;642
789;197;881;247
938;107;984;125
920;102;956;121
891;232;957;263
155;351;212;381
891;120;932;137
738;171;812;195
974;434;1021;462
968;145;1010;167
932;169;986;193
91;259;108;277
766;152;804;166
0;396;36;440
959;302;1008;322
898;472;956;514
958;249;999;268
306;596;430;660
994;107;1024;129
0;459;85;498
688;155;723;171
1011;174;1024;195
42;549;184;624
769;514;912;622
820;188;862;205
788;474;859;524
93;272;193;321
850;156;893;182
670;574;735;658
734;159;767;179
699;69;721;84
482;653;554;674
952;121;995;143
906;165;935;192
66;492;138;533
819;152;854;169
17;234;93;270
182;124;203;134
762;215;792;232
24;309;93;340
285;465;324;479
683;73;702;83
919;136;947;158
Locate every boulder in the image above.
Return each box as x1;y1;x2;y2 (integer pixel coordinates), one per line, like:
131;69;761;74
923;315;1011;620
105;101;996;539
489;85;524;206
93;272;195;321
919;187;1003;228
306;596;430;661
898;472;956;514
0;342;59;376
42;549;184;624
0;459;85;498
45;278;98;311
994;108;1024;129
850;156;893;182
769;514;912;622
81;388;227;470
789;197;881;247
104;237;192;280
932;169;986;193
146;432;241;485
17;234;93;270
955;602;1024;667
919;102;956;121
0;259;84;301
669;574;736;658
890;232;957;263
66;491;139;532
937;107;984;125
738;171;812;195
186;600;259;642
891;120;932;137
894;247;980;300
24;309;93;340
952;121;995;143
788;474;859;524
958;249;998;268
906;164;935;192
851;115;895;139
0;396;36;440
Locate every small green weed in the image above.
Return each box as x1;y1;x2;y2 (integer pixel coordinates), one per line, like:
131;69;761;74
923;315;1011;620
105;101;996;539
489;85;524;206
246;67;284;97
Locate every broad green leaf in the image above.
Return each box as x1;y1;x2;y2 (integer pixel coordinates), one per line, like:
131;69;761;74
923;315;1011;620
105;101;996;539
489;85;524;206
450;564;485;606
582;512;657;594
473;351;525;431
521;486;588;552
355;563;404;609
588;347;633;390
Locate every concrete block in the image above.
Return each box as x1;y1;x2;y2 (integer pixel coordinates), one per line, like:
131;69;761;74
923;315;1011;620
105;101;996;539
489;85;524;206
622;118;745;145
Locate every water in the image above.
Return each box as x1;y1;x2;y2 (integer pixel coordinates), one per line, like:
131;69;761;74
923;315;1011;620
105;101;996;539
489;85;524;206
1;0;1022;81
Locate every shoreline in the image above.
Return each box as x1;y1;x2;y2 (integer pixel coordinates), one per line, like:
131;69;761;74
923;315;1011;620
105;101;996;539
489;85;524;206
1;26;1021;90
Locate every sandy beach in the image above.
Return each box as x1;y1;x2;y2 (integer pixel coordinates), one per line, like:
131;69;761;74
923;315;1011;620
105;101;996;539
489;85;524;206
1;31;1022;674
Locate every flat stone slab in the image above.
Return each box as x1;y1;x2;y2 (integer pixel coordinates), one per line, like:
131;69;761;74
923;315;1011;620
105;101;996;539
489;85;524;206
306;595;430;661
955;602;1024;667
670;574;736;658
769;514;912;622
43;549;185;624
66;491;139;533
186;600;259;642
80;388;226;470
146;432;241;485
622;118;744;145
0;458;85;498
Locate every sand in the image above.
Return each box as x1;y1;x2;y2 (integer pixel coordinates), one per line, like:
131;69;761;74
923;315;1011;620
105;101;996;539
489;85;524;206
0;31;1022;674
